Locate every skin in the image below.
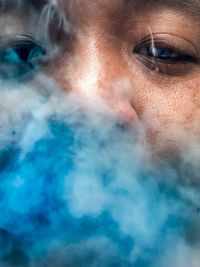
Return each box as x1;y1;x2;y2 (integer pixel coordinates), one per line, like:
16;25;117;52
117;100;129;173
49;0;200;161
1;0;200;163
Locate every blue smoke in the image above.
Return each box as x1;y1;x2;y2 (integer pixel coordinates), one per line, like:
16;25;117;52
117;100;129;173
0;1;200;266
0;104;199;267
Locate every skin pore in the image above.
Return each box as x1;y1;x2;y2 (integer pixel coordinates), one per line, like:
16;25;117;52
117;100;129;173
1;0;200;164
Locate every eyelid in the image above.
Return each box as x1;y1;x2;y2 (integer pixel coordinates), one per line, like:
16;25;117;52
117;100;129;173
135;33;199;58
133;35;200;76
134;53;197;76
134;41;198;64
0;34;45;50
0;34;47;80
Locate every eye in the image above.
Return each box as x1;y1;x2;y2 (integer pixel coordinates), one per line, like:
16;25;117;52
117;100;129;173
133;40;199;76
0;36;46;80
134;42;197;64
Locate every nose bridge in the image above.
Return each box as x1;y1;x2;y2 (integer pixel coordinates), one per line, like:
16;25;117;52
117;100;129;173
65;31;138;123
74;34;103;97
71;32;129;99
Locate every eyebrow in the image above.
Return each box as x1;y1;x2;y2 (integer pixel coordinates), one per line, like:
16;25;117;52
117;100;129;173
127;0;200;19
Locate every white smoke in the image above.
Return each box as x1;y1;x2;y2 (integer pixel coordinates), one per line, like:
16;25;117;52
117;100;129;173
0;1;200;267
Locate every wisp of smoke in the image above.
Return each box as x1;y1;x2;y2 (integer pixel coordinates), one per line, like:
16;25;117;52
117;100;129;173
0;73;200;267
0;1;200;267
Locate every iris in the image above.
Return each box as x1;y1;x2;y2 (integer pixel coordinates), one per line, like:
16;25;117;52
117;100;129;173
0;39;46;79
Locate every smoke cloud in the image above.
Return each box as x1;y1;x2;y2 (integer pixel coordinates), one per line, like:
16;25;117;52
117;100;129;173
0;1;200;267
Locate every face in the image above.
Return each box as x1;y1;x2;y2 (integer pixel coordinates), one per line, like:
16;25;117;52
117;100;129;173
1;0;200;162
1;2;200;265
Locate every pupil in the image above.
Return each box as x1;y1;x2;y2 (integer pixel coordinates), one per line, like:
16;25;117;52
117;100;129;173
15;47;30;61
13;43;46;63
15;43;35;62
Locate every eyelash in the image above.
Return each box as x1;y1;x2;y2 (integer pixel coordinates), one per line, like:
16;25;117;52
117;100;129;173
132;39;200;76
134;42;197;64
0;36;46;80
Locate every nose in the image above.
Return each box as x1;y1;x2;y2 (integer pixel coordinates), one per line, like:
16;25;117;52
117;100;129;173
52;33;138;124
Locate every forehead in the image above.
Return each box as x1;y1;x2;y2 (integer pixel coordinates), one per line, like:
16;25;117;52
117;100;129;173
55;0;200;32
52;0;200;30
60;0;200;12
1;0;199;12
0;0;199;37
1;0;200;20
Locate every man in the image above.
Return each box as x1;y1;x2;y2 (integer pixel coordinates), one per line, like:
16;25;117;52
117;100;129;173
0;0;200;266
1;0;200;160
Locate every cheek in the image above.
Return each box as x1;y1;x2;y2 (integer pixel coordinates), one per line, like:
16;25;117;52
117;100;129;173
134;80;200;157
